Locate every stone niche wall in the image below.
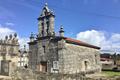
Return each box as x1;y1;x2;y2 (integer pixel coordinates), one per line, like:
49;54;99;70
11;68;86;80
2;68;120;80
58;43;101;74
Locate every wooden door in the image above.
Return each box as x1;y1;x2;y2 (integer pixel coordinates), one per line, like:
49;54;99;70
38;62;47;72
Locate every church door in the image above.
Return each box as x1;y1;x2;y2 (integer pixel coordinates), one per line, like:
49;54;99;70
39;62;47;72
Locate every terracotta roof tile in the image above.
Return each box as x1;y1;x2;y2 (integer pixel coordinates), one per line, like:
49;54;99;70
64;37;100;49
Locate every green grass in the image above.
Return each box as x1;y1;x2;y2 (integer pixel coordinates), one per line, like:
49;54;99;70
102;71;120;77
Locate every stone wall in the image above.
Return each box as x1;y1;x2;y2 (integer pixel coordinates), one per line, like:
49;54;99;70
0;60;17;76
11;68;86;80
0;60;10;76
10;68;120;80
58;42;101;74
29;37;101;74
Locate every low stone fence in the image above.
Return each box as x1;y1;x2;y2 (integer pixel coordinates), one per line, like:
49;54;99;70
11;68;87;80
10;68;120;80
87;77;120;80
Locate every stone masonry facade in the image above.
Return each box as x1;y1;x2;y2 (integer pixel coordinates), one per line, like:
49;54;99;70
0;33;19;75
58;42;101;74
28;3;101;74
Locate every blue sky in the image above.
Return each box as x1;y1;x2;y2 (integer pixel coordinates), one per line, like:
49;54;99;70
0;0;120;51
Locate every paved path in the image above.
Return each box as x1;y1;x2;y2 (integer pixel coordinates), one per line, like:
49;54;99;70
86;73;106;79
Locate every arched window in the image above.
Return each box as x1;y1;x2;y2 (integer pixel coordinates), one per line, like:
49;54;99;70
82;60;91;71
41;23;44;36
84;61;88;70
95;54;97;64
46;21;49;35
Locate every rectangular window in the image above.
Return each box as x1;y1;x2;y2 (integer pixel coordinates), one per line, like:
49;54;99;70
53;61;59;70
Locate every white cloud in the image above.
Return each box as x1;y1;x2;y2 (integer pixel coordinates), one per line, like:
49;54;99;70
76;30;120;52
5;22;15;26
0;24;29;49
76;30;105;46
18;37;29;49
0;26;15;39
110;33;120;42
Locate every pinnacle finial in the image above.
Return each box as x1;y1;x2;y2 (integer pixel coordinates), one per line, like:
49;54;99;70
9;34;12;39
5;35;8;40
59;25;65;37
59;25;64;37
14;33;17;38
45;3;48;6
60;25;64;32
30;32;34;41
24;45;26;50
60;25;63;29
30;32;34;37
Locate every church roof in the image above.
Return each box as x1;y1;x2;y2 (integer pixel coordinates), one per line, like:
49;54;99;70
63;37;100;49
28;36;100;49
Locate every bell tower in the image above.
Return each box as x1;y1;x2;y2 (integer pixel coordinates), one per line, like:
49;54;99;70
38;3;55;37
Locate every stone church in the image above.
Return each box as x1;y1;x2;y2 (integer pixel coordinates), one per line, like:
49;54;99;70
28;3;101;74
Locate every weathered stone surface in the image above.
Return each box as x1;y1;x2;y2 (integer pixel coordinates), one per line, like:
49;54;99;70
28;3;101;74
11;68;86;80
58;43;101;74
0;33;19;76
10;68;120;80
